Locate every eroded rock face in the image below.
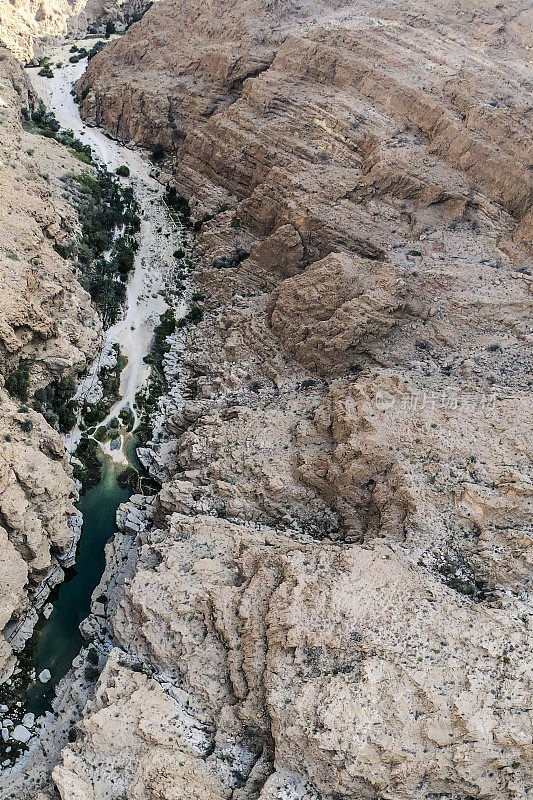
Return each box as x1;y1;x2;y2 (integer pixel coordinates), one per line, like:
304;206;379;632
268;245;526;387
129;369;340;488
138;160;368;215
0;397;80;677
37;0;533;798
268;252;405;375
0;48;100;381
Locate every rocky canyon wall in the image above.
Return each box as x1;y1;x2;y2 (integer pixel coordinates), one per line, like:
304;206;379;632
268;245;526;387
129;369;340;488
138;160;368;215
0;0;156;62
0;48;101;680
51;1;533;799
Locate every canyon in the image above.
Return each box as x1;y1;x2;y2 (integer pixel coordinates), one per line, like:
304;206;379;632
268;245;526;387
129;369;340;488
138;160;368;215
0;0;155;62
0;0;532;798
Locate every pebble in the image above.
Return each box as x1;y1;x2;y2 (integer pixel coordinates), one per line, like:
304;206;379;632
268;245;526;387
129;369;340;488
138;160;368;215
3;719;13;728
1;729;8;742
12;725;31;743
22;713;34;729
38;668;51;683
2;760;10;768
0;705;7;713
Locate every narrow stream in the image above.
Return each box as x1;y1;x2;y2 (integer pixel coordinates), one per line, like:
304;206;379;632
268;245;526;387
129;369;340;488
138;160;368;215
25;457;130;717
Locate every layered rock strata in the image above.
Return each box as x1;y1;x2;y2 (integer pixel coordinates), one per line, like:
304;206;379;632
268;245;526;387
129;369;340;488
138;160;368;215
14;0;533;798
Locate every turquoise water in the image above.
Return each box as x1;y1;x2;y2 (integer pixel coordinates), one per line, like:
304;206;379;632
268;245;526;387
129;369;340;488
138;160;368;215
25;456;131;716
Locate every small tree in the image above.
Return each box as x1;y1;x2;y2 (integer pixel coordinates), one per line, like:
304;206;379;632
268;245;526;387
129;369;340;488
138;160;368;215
116;165;130;177
105;20;116;38
38;64;54;78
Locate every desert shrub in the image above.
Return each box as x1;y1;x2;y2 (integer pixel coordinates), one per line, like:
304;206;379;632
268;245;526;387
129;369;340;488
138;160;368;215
113;238;136;275
88;41;105;61
67;170;140;324
116;165;130;177
33;376;78;432
94;425;108;442
187;304;203;324
81;399;111;428
84;665;99;682
19;418;33;433
212;248;249;270
164;185;190;222
5;363;30;401
152;308;176;358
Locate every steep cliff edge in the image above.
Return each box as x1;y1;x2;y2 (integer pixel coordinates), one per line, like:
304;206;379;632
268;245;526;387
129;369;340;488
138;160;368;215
32;1;533;798
0;49;101;679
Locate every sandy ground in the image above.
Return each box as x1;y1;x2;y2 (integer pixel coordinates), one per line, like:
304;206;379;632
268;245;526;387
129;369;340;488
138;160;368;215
28;38;185;464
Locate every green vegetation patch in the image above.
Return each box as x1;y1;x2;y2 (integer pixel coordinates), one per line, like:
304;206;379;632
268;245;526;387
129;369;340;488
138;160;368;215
73;434;101;491
33;375;77;433
5;362;30;401
38;64;54;78
119;406;135;431
164;185;191;223
22;103;92;162
64;172;140;325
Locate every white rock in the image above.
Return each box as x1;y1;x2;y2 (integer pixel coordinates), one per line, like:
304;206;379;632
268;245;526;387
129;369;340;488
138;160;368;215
12;725;31;743
1;729;8;742
3;719;13;727
22;713;34;728
0;705;7;713
43;603;54;619
2;759;10;767
38;668;51;683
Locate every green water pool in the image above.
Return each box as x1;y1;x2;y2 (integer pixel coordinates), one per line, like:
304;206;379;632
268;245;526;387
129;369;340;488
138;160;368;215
25;455;131;717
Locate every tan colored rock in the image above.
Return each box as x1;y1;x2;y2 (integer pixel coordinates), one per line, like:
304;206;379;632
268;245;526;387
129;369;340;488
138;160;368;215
21;1;532;798
0;393;82;677
53;650;229;800
249;224;304;279
0;49;101;381
0;525;28;677
55;514;532;799
268;252;405;375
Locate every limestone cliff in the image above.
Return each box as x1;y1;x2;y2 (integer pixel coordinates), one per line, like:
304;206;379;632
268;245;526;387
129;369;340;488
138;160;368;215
24;1;533;798
0;49;100;678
